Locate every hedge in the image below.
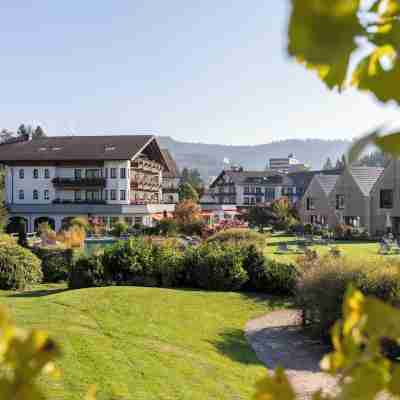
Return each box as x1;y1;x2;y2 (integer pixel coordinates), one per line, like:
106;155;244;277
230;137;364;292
32;247;76;283
68;238;295;295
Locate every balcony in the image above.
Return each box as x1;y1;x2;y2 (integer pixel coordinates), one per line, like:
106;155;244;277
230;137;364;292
52;199;107;205
52;177;106;188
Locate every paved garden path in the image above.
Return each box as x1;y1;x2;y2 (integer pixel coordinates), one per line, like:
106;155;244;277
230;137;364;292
245;310;337;399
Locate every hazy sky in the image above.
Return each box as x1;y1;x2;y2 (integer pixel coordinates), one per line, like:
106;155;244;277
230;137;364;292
1;1;399;145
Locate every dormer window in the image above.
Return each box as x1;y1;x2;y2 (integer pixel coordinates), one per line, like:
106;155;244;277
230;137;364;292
105;145;116;151
52;147;61;151
33;169;39;179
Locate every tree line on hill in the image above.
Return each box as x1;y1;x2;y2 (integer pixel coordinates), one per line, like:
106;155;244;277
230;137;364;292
322;150;387;170
0;123;47;144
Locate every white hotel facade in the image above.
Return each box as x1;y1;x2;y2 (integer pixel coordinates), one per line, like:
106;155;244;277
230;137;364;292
0;135;176;232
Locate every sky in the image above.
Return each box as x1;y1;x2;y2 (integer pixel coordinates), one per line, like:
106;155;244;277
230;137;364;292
0;1;399;145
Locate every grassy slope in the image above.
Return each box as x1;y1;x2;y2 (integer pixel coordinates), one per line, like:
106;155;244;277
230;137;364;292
264;235;385;263
1;285;286;400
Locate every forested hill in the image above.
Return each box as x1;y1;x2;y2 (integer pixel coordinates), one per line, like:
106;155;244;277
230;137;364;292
157;136;351;180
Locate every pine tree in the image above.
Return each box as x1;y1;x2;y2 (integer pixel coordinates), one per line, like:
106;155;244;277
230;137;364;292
323;157;333;170
32;125;46;139
17;124;33;138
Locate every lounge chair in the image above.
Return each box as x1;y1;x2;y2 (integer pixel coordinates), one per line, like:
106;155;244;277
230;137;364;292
277;243;291;253
379;243;391;255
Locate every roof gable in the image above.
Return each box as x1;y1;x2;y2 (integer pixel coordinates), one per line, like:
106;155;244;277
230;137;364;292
349;166;384;196
315;174;340;196
161;149;179;178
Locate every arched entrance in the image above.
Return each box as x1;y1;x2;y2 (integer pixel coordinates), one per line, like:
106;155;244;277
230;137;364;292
6;216;28;234
34;216;56;232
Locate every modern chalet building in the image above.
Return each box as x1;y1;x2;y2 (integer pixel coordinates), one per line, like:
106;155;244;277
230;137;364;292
0;135;176;232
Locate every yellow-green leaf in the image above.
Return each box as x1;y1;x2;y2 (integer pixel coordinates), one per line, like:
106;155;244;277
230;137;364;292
253;368;296;400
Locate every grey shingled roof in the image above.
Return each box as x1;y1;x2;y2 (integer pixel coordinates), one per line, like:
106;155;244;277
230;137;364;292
315;174;340;196
0;135;158;162
161;149;179;178
350;166;384;196
211;170;285;186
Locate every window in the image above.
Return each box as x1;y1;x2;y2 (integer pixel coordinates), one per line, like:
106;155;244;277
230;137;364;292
19;190;24;200
265;188;275;202
104;190;108;201
86;190;100;201
86;169;101;179
244;186;250;194
110;168;117;179
110;190;116;200
336;194;345;210
44;190;49;200
256;196;263;203
120;168;126;179
104;168;108;179
306;197;315;211
33;190;38;200
44;168;50;179
33;169;39;179
19;169;24;179
256;187;262;194
75;169;82;179
134;216;143;225
380;189;393;209
120;190;126;201
244;197;250;205
74;190;81;201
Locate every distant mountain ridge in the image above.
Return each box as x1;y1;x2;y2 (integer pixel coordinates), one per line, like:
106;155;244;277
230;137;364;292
157;136;351;180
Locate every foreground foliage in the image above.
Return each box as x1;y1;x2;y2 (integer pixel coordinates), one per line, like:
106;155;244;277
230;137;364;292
0;306;60;400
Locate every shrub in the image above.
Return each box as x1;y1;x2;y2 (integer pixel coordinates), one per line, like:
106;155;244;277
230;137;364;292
68;253;105;289
249;256;298;295
69;217;91;234
183;242;248;291
32;248;75;283
180;220;205;236
111;222;129;237
102;238;157;286
0;243;42;289
156;219;179;236
57;225;86;248
206;228;266;248
295;255;400;339
153;241;185;287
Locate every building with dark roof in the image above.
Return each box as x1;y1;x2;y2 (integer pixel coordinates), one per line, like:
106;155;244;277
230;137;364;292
0;135;175;232
161;149;180;204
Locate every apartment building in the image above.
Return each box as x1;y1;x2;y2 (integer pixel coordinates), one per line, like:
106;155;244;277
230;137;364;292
0;135;175;232
208;168;298;206
269;153;308;174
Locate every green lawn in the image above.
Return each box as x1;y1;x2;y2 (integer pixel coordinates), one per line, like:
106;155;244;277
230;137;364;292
1;284;287;400
264;235;387;263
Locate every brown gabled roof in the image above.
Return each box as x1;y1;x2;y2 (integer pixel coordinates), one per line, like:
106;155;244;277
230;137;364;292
0;135;158;162
161;149;180;178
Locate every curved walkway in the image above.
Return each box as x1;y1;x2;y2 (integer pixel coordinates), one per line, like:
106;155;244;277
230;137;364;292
245;310;336;399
